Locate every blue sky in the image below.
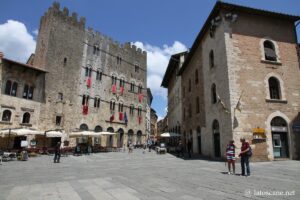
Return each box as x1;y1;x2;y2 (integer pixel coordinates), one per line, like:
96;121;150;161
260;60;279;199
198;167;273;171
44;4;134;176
1;0;300;120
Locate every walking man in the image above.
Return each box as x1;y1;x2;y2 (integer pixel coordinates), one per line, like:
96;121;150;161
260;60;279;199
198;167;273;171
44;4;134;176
239;138;250;176
54;141;61;163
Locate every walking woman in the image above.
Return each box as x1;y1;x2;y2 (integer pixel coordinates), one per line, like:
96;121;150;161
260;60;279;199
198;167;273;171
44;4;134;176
225;140;236;175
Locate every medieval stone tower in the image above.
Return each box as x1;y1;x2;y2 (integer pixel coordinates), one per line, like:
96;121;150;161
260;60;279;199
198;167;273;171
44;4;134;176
33;2;147;146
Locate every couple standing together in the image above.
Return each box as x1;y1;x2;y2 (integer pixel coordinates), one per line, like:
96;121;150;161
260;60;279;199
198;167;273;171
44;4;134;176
226;138;251;176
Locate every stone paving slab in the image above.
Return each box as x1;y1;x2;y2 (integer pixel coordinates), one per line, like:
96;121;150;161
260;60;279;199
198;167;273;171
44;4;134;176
0;150;299;200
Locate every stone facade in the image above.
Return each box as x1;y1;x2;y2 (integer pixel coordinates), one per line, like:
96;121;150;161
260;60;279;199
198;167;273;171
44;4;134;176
178;2;300;161
150;108;158;139
162;52;187;141
1;2;147;149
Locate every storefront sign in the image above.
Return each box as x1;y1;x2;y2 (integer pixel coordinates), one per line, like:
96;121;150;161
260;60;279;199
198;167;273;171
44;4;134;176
292;124;300;132
252;128;265;134
271;126;287;132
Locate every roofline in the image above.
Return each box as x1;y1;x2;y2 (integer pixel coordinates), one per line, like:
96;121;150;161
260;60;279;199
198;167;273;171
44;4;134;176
161;51;188;88
2;58;47;73
178;1;300;75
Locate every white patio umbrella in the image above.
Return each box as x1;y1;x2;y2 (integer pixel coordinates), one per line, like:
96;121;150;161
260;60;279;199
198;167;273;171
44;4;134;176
0;128;43;136
69;131;102;137
160;132;181;137
99;131;116;135
46;131;64;138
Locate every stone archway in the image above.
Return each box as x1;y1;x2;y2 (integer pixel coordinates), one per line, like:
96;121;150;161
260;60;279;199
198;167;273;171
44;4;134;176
117;128;124;148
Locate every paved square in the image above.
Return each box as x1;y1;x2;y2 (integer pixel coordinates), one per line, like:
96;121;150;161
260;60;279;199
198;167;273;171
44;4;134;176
0;150;299;200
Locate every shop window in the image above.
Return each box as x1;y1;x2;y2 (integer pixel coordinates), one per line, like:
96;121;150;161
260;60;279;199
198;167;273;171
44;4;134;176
22;112;30;124
269;77;281;99
264;40;277;61
2;110;12;122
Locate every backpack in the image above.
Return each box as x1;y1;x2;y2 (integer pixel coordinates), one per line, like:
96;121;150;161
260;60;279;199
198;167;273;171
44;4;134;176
247;146;252;157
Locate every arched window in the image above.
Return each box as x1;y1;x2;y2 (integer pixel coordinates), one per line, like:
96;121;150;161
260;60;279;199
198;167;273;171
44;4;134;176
28;86;34;100
264;40;277;61
119;77;125;87
11;82;18;96
209;50;214;68
2;110;12;122
82;95;86;105
129;104;134;115
211;84;217;104
130;82;135;92
111;75;117;85
96;70;102;81
94;97;100;108
110;100;115;110
138;84;142;93
118;102;124;112
271;117;287;127
97;98;101;108
79;124;88;131
107;127;114;133
138;106;142;116
23;84;29;98
5;80;12;95
188;79;191;92
269;77;281;99
212;120;219;134
22;112;30;124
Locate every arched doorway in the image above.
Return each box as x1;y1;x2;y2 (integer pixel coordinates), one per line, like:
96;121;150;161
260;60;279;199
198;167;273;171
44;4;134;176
79;124;88;130
107;127;114;147
128;129;134;145
271;117;289;158
212;120;221;157
94;126;102;145
117;128;124;148
137;131;142;146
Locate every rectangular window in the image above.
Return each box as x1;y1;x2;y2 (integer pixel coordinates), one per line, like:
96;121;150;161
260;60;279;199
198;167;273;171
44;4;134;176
196;97;200;113
130;105;134;115
130;83;135;92
56;116;62;126
23;85;29;99
135;65;139;73
188;79;191;92
58;93;63;101
118;103;124;112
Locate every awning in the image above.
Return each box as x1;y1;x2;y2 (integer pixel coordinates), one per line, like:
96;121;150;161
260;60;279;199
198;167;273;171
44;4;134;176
46;131;63;138
0;128;43;137
69;131;103;137
160;132;181;137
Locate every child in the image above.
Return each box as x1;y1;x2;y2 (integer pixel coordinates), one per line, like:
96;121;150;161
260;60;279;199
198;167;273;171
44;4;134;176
226;140;236;175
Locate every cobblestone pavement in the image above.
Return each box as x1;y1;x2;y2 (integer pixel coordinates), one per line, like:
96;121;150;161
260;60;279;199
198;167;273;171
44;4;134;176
0;150;299;200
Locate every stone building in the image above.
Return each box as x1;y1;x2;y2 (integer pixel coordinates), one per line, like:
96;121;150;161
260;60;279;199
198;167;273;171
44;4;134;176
150;108;158;139
146;88;153;139
0;2;147;149
0;56;46;149
177;2;300;161
157;116;168;137
161;52;188;138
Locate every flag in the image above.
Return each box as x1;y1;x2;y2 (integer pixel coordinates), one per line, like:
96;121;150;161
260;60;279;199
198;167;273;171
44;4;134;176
138;93;143;102
124;112;128;124
82;105;88;115
87;77;91;88
110;114;114;122
235;91;243;112
217;94;230;114
112;84;116;93
120;87;124;95
119;112;123;121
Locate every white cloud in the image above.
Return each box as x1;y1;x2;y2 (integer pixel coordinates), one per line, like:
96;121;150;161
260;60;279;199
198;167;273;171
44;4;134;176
157;116;164;121
32;29;38;36
0;20;36;62
133;41;187;99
